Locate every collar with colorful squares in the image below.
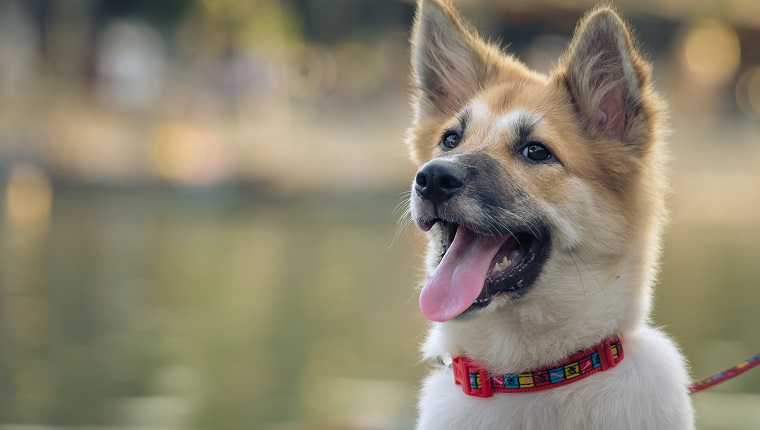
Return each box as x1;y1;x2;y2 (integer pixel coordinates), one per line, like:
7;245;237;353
452;336;624;398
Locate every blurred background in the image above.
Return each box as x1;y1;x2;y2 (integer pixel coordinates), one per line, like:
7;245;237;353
0;0;758;428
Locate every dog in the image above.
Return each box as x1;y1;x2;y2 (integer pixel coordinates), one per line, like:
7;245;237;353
406;1;694;428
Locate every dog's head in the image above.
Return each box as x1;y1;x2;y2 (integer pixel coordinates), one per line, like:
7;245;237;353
408;0;667;326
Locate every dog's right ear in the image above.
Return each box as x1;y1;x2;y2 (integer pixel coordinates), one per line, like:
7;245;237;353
556;8;653;144
410;0;492;118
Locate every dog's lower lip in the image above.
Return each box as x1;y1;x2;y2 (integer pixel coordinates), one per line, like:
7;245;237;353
439;221;458;256
470;234;543;307
435;223;549;313
420;218;439;232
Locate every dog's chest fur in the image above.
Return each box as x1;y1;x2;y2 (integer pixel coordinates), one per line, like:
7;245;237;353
418;327;693;430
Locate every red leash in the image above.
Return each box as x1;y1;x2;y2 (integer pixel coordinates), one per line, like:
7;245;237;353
688;352;760;394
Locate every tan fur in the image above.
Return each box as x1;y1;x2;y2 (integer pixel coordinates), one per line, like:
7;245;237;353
407;1;693;428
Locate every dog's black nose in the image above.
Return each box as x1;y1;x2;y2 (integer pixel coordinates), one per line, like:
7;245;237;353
415;161;465;204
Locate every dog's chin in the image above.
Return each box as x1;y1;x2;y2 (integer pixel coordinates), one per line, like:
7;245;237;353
421;218;551;321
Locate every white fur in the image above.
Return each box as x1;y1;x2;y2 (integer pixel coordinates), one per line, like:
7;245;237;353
418;326;693;430
494;109;537;132
469;102;539;145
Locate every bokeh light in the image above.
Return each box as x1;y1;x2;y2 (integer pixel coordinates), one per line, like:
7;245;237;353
678;19;741;86
151;123;225;185
736;66;760;119
96;20;165;110
271;43;335;97
5;163;53;231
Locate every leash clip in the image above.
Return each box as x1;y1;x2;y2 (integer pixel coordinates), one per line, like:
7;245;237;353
596;338;621;371
453;356;493;398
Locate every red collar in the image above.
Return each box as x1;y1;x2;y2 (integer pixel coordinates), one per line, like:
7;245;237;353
452;336;624;398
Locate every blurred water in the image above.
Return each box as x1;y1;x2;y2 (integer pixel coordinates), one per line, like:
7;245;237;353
0;188;427;428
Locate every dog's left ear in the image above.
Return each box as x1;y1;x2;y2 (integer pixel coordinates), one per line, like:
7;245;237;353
557;8;652;143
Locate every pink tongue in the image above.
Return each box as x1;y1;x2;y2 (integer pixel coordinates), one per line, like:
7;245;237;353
419;226;507;322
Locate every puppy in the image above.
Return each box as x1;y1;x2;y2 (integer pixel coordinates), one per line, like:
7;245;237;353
406;1;694;428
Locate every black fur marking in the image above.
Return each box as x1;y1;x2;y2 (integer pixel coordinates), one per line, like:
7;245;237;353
457;108;471;132
514;121;534;146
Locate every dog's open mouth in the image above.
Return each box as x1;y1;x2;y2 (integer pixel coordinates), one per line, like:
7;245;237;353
419;220;548;322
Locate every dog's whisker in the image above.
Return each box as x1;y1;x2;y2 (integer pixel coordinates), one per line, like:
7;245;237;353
402;231;433;250
390;193;414;249
402;235;437;292
390;211;413;250
573;251;612;305
528;88;556;120
411;331;427;343
480;201;540;240
395;207;412;230
532;92;569;124
481;211;503;237
478;203;528;252
406;288;420;307
492;308;507;326
392;199;410;217
393;209;411;233
568;251;587;304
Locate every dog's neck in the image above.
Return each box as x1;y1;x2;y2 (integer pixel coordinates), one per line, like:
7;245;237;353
451;336;624;397
422;252;651;374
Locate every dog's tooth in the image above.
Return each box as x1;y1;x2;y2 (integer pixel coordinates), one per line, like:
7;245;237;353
501;256;511;267
493;262;501;273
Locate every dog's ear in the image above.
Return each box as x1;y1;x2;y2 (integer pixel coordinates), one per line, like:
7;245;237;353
410;0;494;117
557;7;652;142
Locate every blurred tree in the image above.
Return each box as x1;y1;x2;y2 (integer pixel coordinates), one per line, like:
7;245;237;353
94;0;196;26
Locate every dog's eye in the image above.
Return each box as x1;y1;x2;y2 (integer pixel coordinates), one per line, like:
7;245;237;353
522;143;552;162
440;131;461;150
